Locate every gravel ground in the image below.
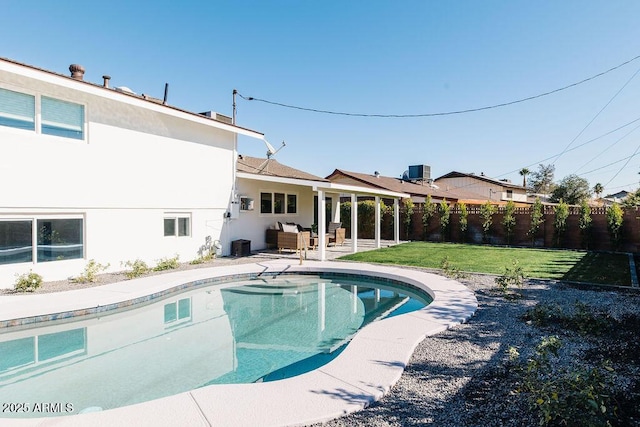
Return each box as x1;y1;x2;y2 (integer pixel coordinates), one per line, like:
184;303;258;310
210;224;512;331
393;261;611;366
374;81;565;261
3;257;639;426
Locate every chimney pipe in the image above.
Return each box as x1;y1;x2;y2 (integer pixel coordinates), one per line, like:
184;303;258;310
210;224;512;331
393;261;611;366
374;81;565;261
102;75;111;88
69;64;85;80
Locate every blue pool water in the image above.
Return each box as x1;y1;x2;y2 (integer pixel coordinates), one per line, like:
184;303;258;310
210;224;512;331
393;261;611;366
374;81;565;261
0;273;431;418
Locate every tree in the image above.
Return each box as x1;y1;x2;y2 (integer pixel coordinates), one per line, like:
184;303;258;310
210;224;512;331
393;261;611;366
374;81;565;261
529;164;555;194
550;174;591;205
458;202;468;243
553;199;569;247
528;197;545;246
422;195;437;240
578;199;592;249
480;200;497;243
622;188;640;208
502;200;516;245
606;204;624;250
439;199;451;242
519;167;530;188
593;183;604;200
402;198;414;240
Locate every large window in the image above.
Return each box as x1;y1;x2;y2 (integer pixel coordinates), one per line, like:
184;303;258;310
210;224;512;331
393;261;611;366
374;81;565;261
0;87;35;131
37;219;84;262
164;214;190;237
260;192;298;215
0;220;33;265
41;96;85;140
0;87;84;140
0;217;83;265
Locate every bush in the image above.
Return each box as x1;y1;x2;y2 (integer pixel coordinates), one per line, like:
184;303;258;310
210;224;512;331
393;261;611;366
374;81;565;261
495;259;525;296
154;255;180;271
606;204;624;249
14;270;42;292
73;259;109;283
123;259;150;279
440;256;466;279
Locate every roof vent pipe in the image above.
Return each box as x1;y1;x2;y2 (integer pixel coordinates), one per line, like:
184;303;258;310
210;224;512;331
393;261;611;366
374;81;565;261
374;171;380;177
102;75;111;88
69;64;85;80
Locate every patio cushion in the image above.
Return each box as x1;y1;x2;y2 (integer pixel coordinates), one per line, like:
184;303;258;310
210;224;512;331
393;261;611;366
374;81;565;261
282;223;298;233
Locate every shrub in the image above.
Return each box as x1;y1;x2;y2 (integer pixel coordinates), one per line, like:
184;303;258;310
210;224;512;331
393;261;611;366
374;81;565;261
439;199;451;241
578;199;592;249
495;259;525;296
73;259;109;283
458;202;468;243
123;259;150;279
440;256;466;279
606;204;624;249
402;198;414;239
14;270;42;292
553;199;569;247
502;200;516;245
528;197;545;246
422;195;437;239
480;200;496;243
154;255;180;271
190;253;214;265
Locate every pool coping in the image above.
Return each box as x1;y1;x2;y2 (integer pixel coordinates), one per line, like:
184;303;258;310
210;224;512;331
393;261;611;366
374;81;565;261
0;260;478;427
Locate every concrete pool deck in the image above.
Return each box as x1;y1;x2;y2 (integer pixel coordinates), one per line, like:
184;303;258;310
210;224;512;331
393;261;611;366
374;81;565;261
0;260;478;427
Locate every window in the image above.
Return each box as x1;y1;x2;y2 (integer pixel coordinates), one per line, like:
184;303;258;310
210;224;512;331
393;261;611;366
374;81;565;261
164;298;192;326
0;220;33;265
506;190;513;199
260;192;298;215
0;217;83;265
37;218;84;262
287;194;297;214
164;214;190;237
260;193;272;214
41;96;84;140
0;87;35;131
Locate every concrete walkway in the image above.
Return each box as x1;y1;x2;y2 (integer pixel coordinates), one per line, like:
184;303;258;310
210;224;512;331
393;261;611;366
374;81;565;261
0;259;477;427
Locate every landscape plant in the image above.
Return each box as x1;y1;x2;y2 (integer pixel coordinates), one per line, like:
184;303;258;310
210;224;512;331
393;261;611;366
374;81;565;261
154;255;180;271
440;256;466;279
480;200;496;243
73;259;109;283
14;270;42;292
502;200;516;245
123;259;150;278
494;259;525;297
439;199;450;242
457;202;468;243
402;198;414;239
553;199;569;247
606;204;624;250
528;197;545;246
578;199;592;249
422;195;437;240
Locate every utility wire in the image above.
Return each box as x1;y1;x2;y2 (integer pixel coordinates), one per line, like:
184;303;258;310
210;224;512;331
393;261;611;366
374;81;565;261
551;64;640;164
573;121;640;173
603;144;640;187
237;54;640;118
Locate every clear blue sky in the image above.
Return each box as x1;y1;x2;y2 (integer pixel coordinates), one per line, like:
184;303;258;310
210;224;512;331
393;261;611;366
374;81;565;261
3;1;640;195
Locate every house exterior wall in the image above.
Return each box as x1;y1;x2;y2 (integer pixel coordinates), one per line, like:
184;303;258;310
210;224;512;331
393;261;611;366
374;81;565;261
0;62;255;287
231;179;316;251
435;176;527;202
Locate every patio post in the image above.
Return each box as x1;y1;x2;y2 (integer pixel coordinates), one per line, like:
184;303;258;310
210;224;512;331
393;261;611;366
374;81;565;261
318;189;326;261
394;198;400;244
332;196;340;223
351;193;358;253
375;195;381;248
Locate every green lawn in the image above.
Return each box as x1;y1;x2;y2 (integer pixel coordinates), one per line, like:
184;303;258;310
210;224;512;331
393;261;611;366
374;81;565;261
339;242;631;286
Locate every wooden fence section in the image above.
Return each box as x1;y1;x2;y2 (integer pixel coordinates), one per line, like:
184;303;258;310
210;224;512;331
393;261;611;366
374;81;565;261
340;203;639;252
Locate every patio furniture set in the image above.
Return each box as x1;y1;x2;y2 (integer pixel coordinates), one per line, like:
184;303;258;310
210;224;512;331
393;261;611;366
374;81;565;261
266;222;346;253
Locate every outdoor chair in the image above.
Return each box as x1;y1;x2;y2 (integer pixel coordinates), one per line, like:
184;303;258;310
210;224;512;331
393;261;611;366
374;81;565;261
326;222;346;246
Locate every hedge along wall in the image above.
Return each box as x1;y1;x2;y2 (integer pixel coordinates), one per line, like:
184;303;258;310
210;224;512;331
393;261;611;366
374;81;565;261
339;201;640;252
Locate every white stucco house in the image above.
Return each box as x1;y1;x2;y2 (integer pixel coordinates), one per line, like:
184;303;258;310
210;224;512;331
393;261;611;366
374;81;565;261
0;58;406;288
434;171;529;203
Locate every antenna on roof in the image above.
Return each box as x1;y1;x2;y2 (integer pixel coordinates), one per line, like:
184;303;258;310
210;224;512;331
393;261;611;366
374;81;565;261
265;139;286;159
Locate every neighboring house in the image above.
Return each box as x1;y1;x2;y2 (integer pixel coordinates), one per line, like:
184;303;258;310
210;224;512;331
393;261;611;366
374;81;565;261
0;58;264;286
326;169;482;204
434;171;529;203
603;190;630;204
233;156;408;259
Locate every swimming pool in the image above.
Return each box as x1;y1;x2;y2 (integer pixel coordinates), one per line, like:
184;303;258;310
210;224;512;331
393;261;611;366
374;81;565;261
0;260;477;425
0;272;431;418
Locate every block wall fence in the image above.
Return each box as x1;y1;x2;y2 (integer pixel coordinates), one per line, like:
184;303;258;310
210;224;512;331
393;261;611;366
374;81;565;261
340;202;640;252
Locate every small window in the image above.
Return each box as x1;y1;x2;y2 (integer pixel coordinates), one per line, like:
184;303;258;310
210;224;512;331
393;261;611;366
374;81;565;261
260;193;272;214
287;194;297;214
0;220;33;265
506;190;513;199
41;96;84;140
0;88;35;131
274;193;285;214
36;218;83;262
164;215;190;237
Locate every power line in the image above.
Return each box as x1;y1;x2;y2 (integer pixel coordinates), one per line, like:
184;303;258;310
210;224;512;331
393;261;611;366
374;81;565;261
237;54;640;118
573;121;640;173
603;144;640;187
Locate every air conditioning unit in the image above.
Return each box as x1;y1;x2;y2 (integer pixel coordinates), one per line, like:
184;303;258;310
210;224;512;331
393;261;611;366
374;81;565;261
408;165;431;181
200;111;233;125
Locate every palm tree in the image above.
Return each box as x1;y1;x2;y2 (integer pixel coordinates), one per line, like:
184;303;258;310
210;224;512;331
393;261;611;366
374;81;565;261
593;183;604;200
519;167;530;188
